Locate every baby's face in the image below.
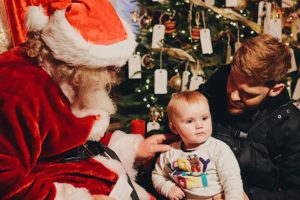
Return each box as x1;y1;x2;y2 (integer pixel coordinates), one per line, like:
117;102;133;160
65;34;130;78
170;101;212;149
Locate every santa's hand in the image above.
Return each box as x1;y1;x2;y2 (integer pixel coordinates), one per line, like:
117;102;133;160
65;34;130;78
136;134;172;160
168;186;185;200
92;195;115;200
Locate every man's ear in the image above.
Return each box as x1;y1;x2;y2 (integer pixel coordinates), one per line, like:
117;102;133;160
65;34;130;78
169;121;179;135
269;83;285;97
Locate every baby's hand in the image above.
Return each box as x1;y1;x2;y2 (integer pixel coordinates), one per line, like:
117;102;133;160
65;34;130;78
92;195;115;200
168;186;185;200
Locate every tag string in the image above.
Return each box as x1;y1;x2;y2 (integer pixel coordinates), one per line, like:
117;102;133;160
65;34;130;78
201;11;206;29
160;48;164;69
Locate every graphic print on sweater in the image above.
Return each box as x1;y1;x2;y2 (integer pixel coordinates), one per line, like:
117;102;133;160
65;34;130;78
168;154;210;189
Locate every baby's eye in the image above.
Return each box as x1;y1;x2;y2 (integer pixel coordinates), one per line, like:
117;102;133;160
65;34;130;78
186;119;193;124
202;117;208;121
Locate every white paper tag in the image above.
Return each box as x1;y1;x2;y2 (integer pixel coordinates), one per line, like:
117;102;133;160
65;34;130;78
200;29;213;54
152;24;165;49
128;54;142;79
226;0;238;7
181;70;191;91
257;1;265;26
205;0;215;5
109;175;132;200
189;75;204;91
147;121;160;132
263;2;272;34
282;0;294;8
288;48;297;73
154;69;168;94
269;18;282;41
234;41;241;52
293;78;300;100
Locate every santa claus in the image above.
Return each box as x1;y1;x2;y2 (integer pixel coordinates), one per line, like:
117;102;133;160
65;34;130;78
0;0;170;199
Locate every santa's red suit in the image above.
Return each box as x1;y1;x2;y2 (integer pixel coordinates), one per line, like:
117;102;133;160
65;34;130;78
0;47;150;199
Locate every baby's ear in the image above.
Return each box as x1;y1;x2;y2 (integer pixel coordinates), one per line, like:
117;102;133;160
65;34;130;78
169;122;178;135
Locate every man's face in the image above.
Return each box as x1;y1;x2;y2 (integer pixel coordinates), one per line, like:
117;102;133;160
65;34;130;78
226;68;271;115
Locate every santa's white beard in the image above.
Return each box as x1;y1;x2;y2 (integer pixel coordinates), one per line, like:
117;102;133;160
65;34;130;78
71;87;116;118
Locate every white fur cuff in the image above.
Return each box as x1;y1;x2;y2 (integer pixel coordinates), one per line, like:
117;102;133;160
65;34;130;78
54;182;92;200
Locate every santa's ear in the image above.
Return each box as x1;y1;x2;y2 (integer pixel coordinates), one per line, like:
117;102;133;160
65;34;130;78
169;121;179;135
269;83;285;97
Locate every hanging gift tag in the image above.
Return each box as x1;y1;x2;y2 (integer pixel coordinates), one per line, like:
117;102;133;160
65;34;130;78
226;0;238;7
147;121;160;132
205;0;215;5
109;175;132;200
282;0;294;8
269;18;282;41
154;69;168;94
288;48;297;73
189;75;204;91
151;24;165;49
181;70;191;91
200;29;213;54
263;2;272;34
292;78;300;100
257;1;265;26
128;54;142;79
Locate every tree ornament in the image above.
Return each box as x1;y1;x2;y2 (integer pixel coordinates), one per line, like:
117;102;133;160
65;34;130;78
130;10;140;23
234;0;247;11
160;11;176;34
141;54;155;69
169;73;182;91
138;14;153;29
192;11;201;40
164;48;196;62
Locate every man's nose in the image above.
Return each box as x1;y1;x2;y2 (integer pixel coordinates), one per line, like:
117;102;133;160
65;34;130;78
230;90;241;101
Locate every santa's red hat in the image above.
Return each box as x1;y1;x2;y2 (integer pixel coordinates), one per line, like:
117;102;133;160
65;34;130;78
26;0;136;68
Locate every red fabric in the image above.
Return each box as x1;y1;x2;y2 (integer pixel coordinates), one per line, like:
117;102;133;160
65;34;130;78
0;47;118;199
64;0;127;45
4;0;51;46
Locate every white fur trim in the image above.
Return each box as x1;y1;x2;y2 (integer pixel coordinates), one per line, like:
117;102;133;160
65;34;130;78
88;111;110;141
26;6;49;31
41;10;136;68
93;148;150;200
108;131;144;178
54;182;92;200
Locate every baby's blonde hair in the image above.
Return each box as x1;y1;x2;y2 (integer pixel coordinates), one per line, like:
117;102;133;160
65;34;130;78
167;91;209;121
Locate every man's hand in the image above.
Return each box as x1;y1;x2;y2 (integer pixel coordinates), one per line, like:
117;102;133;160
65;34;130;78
168;186;185;200
136;134;175;161
92;195;115;200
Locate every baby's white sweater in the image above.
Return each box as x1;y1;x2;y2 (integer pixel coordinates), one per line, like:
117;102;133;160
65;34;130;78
152;137;243;200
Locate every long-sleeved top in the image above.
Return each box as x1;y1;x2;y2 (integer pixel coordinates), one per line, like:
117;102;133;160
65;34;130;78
199;65;300;200
152;137;243;200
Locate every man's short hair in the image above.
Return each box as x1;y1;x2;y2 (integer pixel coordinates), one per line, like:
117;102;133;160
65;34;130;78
232;34;291;86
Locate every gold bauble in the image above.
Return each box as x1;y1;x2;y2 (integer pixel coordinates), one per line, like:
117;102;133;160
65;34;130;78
169;74;182;91
138;14;152;29
234;0;247;10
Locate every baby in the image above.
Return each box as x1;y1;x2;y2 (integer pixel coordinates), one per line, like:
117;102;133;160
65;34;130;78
152;91;243;200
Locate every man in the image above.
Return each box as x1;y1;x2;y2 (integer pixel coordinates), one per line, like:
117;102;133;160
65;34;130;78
199;34;300;200
0;0;170;199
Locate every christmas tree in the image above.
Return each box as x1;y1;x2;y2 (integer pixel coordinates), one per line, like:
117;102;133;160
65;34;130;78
112;0;300;133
